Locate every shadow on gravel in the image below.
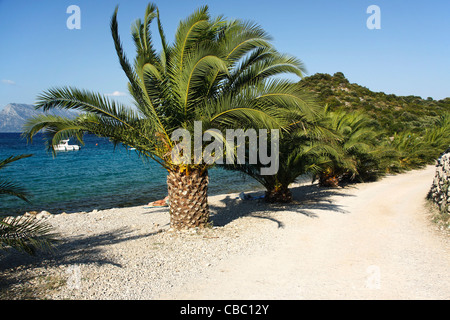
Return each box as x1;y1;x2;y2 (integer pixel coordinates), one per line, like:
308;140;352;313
0;226;162;297
0;227;160;272
210;183;355;228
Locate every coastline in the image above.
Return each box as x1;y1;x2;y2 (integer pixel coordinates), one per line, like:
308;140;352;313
1;165;449;300
0;132;264;216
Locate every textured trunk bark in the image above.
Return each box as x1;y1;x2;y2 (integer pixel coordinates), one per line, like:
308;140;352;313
319;171;339;187
265;186;292;203
166;168;210;230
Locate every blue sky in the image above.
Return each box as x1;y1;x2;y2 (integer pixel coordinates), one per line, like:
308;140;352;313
0;0;449;109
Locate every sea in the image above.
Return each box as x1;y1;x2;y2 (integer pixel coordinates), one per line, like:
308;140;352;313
0;133;262;215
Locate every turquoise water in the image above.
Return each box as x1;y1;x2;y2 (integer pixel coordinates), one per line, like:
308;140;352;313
0;133;261;215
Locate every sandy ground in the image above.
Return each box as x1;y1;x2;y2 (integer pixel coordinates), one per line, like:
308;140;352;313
1;165;449;300
160;165;450;300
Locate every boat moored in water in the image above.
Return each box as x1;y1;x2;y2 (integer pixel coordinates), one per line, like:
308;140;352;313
53;139;80;151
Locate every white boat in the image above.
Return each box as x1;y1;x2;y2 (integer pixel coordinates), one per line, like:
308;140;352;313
54;139;80;151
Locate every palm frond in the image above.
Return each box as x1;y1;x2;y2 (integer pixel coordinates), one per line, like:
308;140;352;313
0;216;59;255
0;154;33;170
0;154;33;202
172;5;211;74
0;180;31;203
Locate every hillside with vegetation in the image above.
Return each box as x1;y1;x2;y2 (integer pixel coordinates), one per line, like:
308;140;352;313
271;72;450;191
299;72;450;135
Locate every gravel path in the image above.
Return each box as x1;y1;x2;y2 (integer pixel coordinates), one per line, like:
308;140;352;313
1;165;449;299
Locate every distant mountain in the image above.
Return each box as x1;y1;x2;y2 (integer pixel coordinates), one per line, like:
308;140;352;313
300;72;450;134
0;103;78;133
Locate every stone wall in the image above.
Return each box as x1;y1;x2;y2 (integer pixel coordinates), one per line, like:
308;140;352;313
428;148;450;213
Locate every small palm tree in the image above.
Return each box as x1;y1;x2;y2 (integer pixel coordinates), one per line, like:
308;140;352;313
0;154;58;255
24;4;313;229
387;113;450;171
223;110;340;202
316;109;381;186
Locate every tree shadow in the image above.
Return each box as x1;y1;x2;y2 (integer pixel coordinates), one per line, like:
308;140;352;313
209;183;354;228
2;209;168;272
0;227;161;272
0;226;164;295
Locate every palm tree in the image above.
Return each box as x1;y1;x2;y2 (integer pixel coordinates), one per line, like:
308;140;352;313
24;4;313;229
222;108;340;202
0;154;58;255
316;109;381;186
387;113;450;171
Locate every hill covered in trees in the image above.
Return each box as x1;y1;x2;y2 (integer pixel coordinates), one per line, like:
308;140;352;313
299;72;450;135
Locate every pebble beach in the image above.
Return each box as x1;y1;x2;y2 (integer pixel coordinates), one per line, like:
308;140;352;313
1;190;289;299
1;166;449;300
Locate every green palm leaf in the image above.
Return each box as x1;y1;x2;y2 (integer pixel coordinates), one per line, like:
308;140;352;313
0;154;59;254
0;154;33;202
0;216;59;255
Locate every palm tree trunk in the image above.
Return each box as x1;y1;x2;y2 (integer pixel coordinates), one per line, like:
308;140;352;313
265;186;292;203
319;170;339;187
167;167;210;230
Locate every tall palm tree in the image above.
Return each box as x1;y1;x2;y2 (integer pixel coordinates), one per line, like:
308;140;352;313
24;4;313;229
0;154;58;255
